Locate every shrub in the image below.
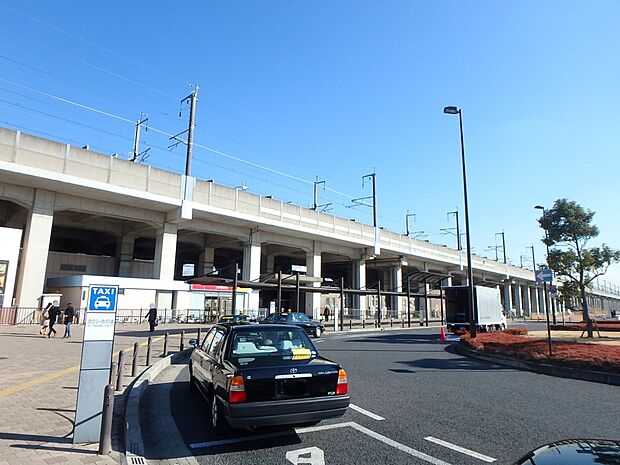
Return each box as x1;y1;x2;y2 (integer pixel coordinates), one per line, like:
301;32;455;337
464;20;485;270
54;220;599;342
503;327;528;336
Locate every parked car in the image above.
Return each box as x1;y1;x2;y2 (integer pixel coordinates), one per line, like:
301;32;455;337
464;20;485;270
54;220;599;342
260;312;325;338
218;314;250;324
188;324;349;434
513;439;620;464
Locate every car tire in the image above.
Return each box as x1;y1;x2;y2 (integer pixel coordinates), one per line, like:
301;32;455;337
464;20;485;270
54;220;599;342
314;327;322;338
211;394;228;435
189;373;197;393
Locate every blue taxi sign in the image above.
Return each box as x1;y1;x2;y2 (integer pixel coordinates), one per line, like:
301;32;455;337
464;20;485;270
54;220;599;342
88;285;119;312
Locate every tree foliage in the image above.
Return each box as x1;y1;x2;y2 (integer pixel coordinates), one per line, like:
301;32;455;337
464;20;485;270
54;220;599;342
539;199;620;336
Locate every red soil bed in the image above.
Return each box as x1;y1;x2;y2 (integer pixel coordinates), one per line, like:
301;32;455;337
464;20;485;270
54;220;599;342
551;322;620;332
461;330;620;373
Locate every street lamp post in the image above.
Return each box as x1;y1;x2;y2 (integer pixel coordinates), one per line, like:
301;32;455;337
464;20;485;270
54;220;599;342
444;106;476;338
535;205;554;355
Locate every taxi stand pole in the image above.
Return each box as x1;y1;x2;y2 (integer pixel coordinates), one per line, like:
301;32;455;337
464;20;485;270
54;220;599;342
544;281;553;357
339;277;345;331
73;285;119;444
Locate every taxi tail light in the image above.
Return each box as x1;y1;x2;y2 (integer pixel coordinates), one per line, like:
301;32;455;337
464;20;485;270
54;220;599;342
336;369;348;395
229;375;247;403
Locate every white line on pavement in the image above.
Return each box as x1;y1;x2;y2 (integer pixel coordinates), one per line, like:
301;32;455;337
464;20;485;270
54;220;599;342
424;436;496;463
349;403;385;421
350;423;452;465
190;421;452;465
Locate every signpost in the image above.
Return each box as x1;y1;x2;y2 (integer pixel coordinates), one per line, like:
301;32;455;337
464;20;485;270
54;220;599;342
534;269;553;357
73;285;118;443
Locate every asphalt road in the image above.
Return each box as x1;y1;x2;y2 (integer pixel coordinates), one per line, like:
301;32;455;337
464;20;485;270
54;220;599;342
151;327;620;465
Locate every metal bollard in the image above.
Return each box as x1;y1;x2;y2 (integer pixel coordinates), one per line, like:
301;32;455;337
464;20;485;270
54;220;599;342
197;327;201;345
98;384;114;455
180;330;185;351
349;318;352;330
390;318;393;328
146;336;152;366
131;342;139;377
116;350;126;391
109;361;117;387
362;318;366;329
163;332;169;357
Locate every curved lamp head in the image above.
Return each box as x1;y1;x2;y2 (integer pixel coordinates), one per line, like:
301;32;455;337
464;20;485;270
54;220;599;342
534;205;545;210
443;106;460;115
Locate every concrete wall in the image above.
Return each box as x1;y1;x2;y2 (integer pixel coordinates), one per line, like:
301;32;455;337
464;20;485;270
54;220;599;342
0;227;22;307
46;251;116;279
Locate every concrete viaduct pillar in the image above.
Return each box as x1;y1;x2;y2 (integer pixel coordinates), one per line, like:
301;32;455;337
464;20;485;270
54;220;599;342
522;284;531;317
514;284;522;317
198;246;215;276
390;266;403;316
242;235;261;314
117;234;136;277
153;223;177;281
503;281;513;315
15;189;55;308
529;286;538;317
305;243;321;320
353;260;366;318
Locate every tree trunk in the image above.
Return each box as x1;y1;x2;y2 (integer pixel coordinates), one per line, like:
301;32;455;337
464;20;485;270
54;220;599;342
579;281;593;338
575;240;593;338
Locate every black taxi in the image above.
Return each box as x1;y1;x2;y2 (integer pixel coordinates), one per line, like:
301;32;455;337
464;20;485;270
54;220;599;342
189;324;349;434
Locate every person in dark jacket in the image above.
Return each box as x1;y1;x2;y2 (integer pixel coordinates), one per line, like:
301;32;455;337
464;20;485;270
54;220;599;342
145;304;157;332
48;301;61;338
63;303;75;338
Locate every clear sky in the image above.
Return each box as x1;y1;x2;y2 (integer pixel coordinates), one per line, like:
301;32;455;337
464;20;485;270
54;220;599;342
1;1;619;286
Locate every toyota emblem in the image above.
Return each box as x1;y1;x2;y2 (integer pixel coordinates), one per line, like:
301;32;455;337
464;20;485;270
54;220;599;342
290;368;298;373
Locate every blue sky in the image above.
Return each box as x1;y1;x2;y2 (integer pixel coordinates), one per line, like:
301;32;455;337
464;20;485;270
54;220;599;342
1;1;619;286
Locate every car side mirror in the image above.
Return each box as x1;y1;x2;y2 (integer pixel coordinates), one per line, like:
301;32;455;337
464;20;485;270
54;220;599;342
189;338;198;347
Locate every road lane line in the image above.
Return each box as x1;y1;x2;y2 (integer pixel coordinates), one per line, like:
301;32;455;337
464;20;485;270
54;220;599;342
349;403;385;420
350;423;452;465
189;420;451;465
424;436;496;463
189;422;354;448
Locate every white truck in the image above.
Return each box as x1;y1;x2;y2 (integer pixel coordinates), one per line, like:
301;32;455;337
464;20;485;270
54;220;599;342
444;285;507;333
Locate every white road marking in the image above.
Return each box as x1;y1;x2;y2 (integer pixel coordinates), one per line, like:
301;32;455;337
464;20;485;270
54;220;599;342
349;403;385;421
350;423;452;465
190;421;452;465
286;446;325;465
424;436;496;463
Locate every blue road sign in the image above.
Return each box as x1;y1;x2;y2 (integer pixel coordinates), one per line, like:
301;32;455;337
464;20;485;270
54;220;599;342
88;285;118;312
535;268;553;283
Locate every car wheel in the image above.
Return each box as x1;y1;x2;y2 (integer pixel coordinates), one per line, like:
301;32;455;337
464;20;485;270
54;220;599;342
314;327;322;338
211;394;228;434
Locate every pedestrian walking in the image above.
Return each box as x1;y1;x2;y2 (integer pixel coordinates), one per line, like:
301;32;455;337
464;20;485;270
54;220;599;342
48;301;61;338
63;302;75;338
323;306;330;322
39;302;52;336
145;303;158;332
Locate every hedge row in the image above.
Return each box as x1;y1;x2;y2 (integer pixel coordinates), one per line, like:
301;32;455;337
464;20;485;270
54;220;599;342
550;323;620;332
461;330;620;373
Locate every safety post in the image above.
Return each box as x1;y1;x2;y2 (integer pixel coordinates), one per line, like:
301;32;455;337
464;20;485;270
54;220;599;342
197;327;201;345
146;336;152;366
163;332;169;357
98;384;114;455
131;342;139;377
180;330;185;351
116;350;126;391
109;362;117;388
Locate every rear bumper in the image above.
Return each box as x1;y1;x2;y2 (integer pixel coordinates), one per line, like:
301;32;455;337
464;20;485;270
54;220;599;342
222;395;350;428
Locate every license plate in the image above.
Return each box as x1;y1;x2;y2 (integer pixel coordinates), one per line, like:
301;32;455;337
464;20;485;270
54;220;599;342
276;378;310;398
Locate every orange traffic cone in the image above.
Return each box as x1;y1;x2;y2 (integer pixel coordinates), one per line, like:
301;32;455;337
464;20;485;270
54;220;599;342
439;326;447;342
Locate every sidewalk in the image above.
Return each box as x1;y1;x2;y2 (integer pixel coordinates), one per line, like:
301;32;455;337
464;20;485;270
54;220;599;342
0;323;205;465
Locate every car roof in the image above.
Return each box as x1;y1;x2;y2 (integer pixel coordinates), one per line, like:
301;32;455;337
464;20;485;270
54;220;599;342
228;323;304;332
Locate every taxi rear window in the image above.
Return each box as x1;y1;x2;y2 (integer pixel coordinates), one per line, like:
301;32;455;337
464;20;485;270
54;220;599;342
230;328;316;366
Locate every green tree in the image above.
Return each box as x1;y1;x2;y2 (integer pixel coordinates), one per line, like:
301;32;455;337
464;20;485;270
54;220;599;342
539;199;620;337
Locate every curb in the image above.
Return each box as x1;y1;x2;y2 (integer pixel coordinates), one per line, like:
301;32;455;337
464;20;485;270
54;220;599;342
121;349;191;465
452;342;620;386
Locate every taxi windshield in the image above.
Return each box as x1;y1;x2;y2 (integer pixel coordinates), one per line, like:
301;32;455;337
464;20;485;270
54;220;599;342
229;328;317;366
